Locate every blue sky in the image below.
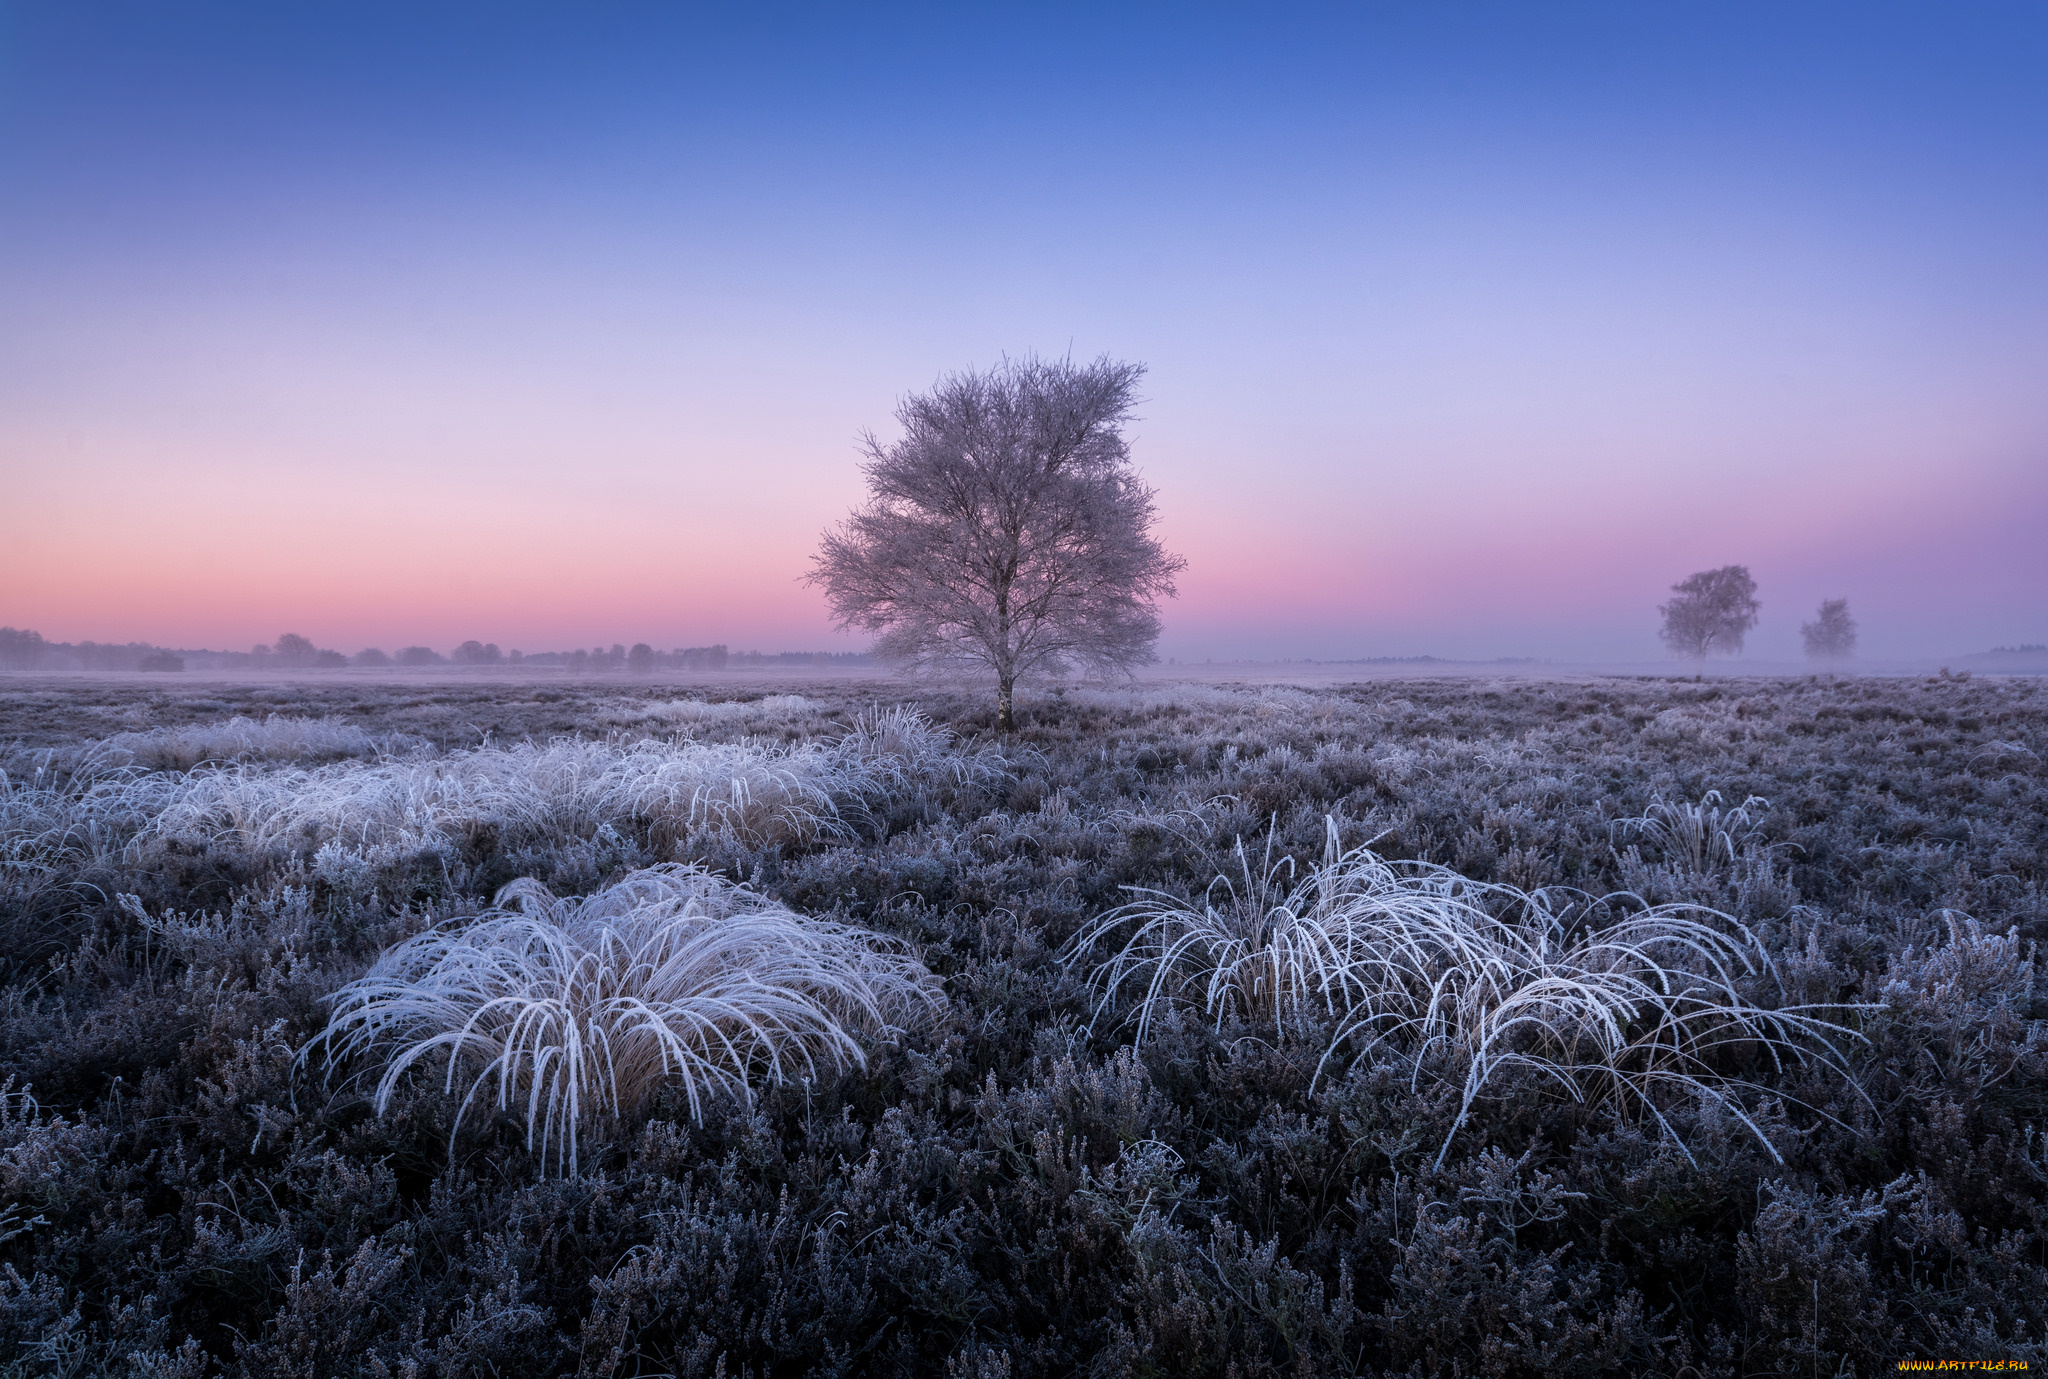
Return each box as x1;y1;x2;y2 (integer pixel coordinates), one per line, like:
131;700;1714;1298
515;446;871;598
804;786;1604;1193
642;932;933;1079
3;2;2044;660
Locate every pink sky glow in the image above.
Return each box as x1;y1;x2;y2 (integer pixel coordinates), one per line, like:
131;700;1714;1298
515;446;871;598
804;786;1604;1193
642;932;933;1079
3;7;2044;665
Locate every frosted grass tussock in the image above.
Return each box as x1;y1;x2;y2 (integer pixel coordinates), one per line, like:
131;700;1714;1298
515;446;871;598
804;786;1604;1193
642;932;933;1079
1068;819;1860;1168
1612;789;1770;877
103;715;414;771
597;695;815;729
146;743;583;857
145;712;993;862
593;736;852;847
836;704;1007;791
304;864;943;1174
149;734;861;857
0;749;179;878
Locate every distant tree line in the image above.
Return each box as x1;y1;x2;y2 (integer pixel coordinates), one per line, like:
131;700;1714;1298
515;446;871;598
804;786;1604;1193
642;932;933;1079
0;628;874;673
0;628;177;672
0;630;359;673
508;646;870;672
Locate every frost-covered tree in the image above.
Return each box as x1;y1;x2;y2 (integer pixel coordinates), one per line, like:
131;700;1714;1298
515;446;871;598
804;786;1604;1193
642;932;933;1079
273;633;318;668
1802;598;1856;660
0;627;45;671
809;356;1184;730
1659;565;1760;661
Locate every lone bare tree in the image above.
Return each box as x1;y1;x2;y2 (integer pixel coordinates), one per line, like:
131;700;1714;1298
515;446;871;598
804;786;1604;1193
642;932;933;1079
809;356;1184;730
1802;598;1856;660
1659;565;1760;661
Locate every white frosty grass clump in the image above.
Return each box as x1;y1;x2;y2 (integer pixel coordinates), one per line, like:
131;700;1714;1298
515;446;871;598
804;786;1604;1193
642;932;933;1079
837;704;1005;790
6;708;1005;890
147;716;974;860
596;695;816;729
1611;789;1770;877
0;751;179;882
1068;819;1860;1169
102;715;416;771
304;864;943;1174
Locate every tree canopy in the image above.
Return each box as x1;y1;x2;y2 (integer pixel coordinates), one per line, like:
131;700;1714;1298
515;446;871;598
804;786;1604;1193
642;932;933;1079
1659;565;1760;660
809;356;1183;729
1803;598;1857;660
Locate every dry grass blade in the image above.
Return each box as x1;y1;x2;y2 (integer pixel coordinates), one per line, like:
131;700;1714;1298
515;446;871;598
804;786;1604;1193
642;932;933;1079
1068;817;1862;1168
303;864;944;1174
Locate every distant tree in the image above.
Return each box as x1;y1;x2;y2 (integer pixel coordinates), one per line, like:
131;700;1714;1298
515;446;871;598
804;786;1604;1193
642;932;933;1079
315;649;348;667
273;633;318;668
354;648;392;667
1801;598;1857;660
452;640;502;665
396;646;443;666
628;643;655;674
0;627;45;671
808;355;1184;729
1658;565;1760;661
138;651;184;672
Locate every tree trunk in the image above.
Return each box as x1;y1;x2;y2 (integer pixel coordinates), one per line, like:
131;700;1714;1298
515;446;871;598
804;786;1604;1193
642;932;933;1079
997;676;1014;732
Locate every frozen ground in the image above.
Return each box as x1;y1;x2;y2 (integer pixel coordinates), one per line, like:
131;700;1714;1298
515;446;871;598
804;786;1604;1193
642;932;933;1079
0;672;2043;1375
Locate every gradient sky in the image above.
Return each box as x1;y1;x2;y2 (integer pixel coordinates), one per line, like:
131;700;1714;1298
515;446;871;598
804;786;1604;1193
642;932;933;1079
3;2;2044;663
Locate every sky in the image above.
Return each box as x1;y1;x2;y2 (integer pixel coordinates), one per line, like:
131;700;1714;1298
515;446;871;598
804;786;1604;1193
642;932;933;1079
2;2;2044;664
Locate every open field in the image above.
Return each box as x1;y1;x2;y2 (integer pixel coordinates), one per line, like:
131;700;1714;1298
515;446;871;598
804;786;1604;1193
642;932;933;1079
1;672;2043;1376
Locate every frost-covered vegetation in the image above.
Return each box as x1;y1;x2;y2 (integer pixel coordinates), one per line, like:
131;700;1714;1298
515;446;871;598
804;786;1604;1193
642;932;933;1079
308;865;941;1176
1067;822;1858;1171
0;673;2042;1376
